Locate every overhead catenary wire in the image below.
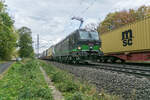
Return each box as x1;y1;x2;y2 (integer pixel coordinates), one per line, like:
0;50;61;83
64;0;98;33
80;0;97;17
68;0;86;18
62;0;87;33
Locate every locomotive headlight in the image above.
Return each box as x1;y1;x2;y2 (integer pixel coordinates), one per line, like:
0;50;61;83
78;46;81;50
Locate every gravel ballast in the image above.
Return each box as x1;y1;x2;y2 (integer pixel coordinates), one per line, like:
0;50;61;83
50;61;150;100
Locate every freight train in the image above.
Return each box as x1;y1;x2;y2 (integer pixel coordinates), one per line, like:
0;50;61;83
40;29;104;63
41;16;150;63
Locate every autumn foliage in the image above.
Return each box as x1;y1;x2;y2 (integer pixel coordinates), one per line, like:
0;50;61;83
97;5;150;34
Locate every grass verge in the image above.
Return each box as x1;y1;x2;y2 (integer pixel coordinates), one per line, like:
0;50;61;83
41;61;123;100
0;59;53;100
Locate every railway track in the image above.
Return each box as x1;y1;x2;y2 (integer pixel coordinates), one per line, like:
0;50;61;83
85;62;150;78
44;60;150;78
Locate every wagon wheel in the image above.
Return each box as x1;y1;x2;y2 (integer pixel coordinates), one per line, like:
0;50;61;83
115;59;125;63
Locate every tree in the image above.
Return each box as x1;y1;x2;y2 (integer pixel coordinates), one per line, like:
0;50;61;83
0;1;17;60
18;27;34;58
97;5;150;34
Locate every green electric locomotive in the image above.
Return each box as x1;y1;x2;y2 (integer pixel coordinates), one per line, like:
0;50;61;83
52;29;103;63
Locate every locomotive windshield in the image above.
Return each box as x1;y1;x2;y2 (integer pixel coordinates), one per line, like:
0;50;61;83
79;31;99;40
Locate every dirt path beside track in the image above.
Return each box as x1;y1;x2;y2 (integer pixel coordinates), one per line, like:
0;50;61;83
40;67;64;100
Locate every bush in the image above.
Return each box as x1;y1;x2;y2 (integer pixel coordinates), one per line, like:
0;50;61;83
57;80;79;93
66;92;84;100
51;72;65;83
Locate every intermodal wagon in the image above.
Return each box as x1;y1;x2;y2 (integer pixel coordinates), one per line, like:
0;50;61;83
101;17;150;62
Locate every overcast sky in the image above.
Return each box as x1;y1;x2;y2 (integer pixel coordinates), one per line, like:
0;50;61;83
5;0;150;53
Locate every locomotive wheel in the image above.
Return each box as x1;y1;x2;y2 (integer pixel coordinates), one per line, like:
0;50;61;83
68;56;73;64
72;60;76;64
71;57;75;64
76;60;80;64
72;57;79;64
98;59;103;63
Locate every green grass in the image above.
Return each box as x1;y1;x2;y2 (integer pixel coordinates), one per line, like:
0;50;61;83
0;59;53;100
41;61;123;100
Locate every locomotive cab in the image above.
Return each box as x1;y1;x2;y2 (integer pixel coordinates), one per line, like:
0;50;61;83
69;29;103;62
78;30;101;51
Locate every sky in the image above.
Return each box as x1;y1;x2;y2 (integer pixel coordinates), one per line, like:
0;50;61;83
5;0;150;53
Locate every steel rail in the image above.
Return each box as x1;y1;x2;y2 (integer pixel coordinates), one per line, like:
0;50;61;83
88;62;150;77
